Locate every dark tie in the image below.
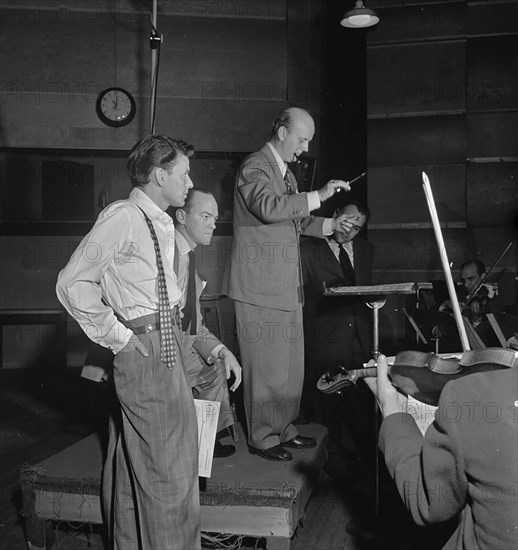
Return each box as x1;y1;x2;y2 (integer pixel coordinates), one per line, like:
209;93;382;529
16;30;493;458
338;243;355;284
181;250;197;335
284;168;294;195
139;209;177;369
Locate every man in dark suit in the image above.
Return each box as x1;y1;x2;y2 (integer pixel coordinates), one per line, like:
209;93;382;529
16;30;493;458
171;187;242;457
301;201;375;470
365;354;518;550
224;106;353;461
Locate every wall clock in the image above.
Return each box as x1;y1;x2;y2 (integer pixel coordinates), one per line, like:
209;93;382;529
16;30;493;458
96;87;136;128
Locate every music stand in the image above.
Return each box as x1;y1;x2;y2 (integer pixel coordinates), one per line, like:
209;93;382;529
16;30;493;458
323;282;421;358
323;282;421;516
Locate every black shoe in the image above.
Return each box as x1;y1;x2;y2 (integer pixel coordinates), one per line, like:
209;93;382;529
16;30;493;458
249;445;293;461
282;435;317;449
213;440;236;458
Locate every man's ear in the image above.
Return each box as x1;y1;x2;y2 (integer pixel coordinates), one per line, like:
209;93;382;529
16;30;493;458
278;125;288;141
152;167;165;188
175;208;186;225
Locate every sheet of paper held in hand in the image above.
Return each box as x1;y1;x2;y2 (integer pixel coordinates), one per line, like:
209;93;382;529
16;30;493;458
194;398;220;478
405;395;438;435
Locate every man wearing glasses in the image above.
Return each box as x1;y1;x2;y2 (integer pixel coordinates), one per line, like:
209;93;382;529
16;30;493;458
300;201;375;479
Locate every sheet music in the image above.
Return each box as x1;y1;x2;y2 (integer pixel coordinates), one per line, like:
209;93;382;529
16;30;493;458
324;282;418;296
194;399;220;478
406;396;438;436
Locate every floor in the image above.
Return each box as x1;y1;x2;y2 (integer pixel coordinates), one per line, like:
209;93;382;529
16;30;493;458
0;366;452;550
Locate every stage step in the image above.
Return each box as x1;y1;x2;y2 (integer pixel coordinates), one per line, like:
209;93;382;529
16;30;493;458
20;423;328;550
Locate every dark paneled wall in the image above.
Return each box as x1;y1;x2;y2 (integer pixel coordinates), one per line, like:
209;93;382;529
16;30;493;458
366;0;518;346
0;0;295;151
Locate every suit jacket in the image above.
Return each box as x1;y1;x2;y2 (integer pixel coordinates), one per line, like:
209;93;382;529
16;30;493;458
379;368;518;550
173;237;221;362
224;143;326;311
301;235;374;366
184;268;221;362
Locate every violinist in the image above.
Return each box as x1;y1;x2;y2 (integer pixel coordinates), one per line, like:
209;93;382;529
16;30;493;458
365;354;518;550
439;260;504;347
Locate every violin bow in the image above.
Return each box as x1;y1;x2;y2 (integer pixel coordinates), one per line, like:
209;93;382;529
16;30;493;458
421;172;470;351
463;240;513;309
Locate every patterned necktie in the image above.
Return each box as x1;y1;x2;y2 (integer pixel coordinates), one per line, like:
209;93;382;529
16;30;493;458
181;250;197;335
284;167;294;195
139;209;177;369
285;167;303;237
338;242;355;284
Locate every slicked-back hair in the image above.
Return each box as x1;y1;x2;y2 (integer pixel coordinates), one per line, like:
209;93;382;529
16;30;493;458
171;187;215;226
127;134;194;187
461;259;486;276
337;201;371;223
270;107;312;139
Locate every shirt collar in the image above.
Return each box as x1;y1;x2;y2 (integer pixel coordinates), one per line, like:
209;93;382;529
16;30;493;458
175;227;194;256
129;187;168;222
328;235;353;251
266;141;287;177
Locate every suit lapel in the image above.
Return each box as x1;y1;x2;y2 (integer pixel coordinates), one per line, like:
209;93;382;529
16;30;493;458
322;240;344;280
259;144;287;196
352;240;368;285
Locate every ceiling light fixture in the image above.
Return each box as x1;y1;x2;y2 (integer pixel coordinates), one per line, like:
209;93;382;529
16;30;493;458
340;1;379;29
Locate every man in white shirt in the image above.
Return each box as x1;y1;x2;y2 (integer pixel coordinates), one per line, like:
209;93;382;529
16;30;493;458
171;187;242;457
56;135;201;550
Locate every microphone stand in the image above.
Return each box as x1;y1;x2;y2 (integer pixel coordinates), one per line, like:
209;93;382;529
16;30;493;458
149;0;163;133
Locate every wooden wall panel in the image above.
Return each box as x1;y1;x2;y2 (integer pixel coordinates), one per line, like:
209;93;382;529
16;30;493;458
367;1;466;45
368;163;466;225
158;15;286;100
153;98;284;152
367;115;466;165
368;42;466;115
0;9;119;94
468;0;518;36
467;162;518;227
467;36;518;111
365;0;518;347
467;112;518;158
0;2;288;150
287;0;324;152
370;226;516;285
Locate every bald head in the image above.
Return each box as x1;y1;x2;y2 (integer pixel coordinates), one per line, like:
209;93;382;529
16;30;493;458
270;107;315;163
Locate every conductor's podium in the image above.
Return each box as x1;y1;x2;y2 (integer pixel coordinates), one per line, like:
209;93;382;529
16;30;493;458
20;424;327;550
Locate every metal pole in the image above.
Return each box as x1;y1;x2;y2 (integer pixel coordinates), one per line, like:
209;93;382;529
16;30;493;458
150;0;158;133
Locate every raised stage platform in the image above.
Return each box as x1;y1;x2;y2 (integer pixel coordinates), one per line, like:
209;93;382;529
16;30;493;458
20;423;328;550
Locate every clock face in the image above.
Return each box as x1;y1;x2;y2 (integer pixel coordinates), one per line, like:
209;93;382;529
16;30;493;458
96;87;136;127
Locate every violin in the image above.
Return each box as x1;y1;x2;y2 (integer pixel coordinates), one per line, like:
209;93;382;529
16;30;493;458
317;348;518;406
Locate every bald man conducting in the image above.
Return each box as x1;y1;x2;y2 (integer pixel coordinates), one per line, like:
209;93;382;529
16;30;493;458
224;107;355;461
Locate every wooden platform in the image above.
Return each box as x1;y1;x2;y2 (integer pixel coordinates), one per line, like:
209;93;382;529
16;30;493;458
20;424;328;550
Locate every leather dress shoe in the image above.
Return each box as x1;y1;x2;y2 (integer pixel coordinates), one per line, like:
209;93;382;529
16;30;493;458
282;435;317;449
249;445;293;462
213;440;236;458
